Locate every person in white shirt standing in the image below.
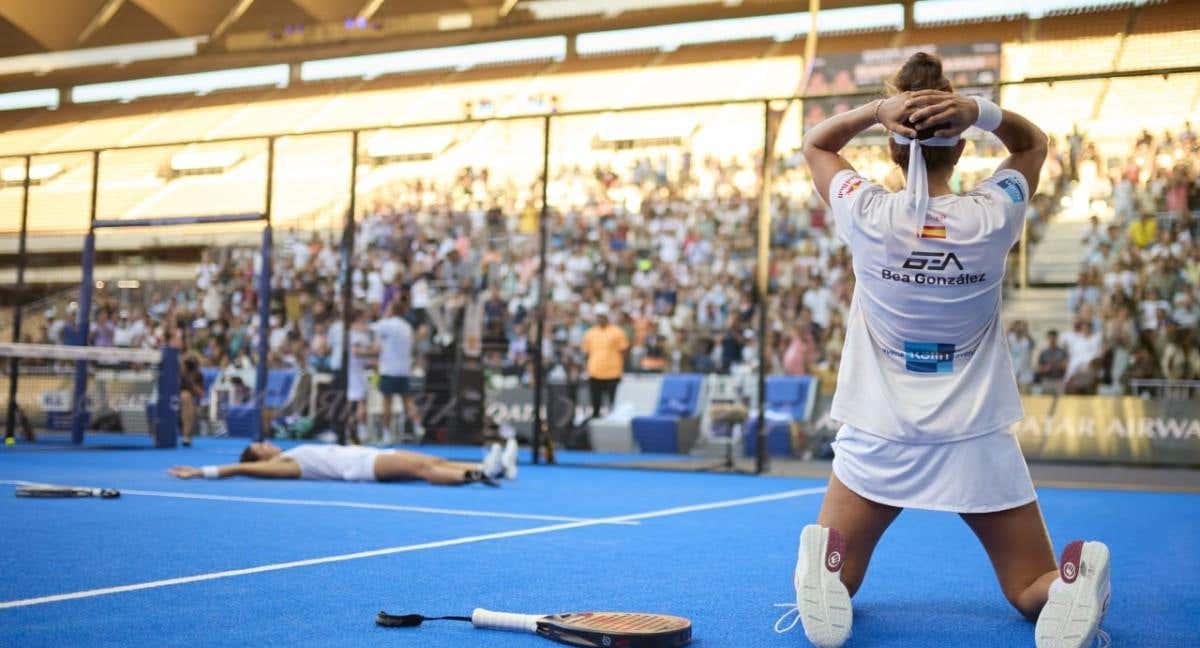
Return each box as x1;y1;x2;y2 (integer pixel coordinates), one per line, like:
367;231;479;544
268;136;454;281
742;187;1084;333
373;293;420;442
346;308;372;444
788;53;1109;648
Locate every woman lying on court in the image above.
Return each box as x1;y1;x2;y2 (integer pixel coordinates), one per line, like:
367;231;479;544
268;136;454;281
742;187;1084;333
788;53;1110;648
168;439;517;486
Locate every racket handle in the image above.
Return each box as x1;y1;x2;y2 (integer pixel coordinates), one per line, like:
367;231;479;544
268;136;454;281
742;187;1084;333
471;608;541;633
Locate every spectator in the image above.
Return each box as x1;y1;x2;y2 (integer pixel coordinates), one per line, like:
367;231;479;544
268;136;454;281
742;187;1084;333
581;304;629;418
1061;319;1103;381
1007;320;1035;389
1128;211;1157;249
179;354;205;447
373;296;420;441
1064;358;1103;395
1035;329;1068;386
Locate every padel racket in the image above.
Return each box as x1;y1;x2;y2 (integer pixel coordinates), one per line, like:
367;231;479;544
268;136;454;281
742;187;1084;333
377;608;691;647
15;484;120;499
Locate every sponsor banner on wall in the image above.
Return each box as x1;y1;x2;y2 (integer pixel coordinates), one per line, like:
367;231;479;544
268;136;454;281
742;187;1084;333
808;393;1200;465
1013;395;1200;466
486;382;592;438
803;42;1001;130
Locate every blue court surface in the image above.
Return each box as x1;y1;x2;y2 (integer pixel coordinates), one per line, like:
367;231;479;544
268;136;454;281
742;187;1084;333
1;437;1197;647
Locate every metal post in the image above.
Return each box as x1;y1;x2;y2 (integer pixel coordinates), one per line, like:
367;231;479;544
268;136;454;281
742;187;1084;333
531;115;550;464
4;155;32;442
755;101;773;475
71;150;101;445
255;138;275;440
338;131;358;445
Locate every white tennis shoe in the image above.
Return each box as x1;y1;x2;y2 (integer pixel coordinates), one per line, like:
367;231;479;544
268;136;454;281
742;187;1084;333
482;443;506;481
1035;540;1111;648
793;524;853;647
501;438;519;479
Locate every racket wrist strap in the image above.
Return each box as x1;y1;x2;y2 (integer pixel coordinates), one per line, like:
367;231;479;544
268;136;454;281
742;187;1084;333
471;608;541;633
201;465;220;479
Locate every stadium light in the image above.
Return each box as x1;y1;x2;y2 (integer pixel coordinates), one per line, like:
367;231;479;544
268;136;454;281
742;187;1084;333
0;88;59;112
575;5;903;55
0;37;206;77
913;0;1149;25
169;150;244;173
300;36;567;82
521;0;732;20
1;162;63;183
71;65;289;104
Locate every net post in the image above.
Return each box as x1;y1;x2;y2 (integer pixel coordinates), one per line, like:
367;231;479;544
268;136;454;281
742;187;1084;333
5;155;31;442
755;99;778;475
256;226;272;440
337;131;358;446
72;151;101;445
531;114;551;464
255;138;275;441
156;347;180;448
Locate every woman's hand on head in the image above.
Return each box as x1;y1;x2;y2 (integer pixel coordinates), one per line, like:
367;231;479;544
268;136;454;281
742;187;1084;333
875;94;918;139
903;90;980;138
169;466;201;479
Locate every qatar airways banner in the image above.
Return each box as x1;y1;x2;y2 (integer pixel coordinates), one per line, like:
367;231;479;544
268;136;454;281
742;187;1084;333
1012;395;1200;466
803;42;1001;129
809;392;1200;465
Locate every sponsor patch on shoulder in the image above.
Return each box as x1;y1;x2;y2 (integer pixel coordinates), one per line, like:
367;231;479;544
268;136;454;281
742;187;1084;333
836;175;865;198
996;176;1025;203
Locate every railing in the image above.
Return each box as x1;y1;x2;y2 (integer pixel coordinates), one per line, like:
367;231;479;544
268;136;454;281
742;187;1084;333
1129;380;1200;401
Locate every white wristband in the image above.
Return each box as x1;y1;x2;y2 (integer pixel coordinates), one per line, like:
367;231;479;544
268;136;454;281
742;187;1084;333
201;465;220;479
972;96;1002;131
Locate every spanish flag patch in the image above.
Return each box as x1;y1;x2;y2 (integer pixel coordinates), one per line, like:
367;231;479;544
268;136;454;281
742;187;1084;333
919;225;947;239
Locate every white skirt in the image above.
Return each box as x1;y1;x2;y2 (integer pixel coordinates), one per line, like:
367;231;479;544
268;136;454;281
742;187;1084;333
832;424;1036;514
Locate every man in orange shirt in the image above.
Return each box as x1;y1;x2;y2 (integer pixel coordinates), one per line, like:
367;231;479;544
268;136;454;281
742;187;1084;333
581;304;630;418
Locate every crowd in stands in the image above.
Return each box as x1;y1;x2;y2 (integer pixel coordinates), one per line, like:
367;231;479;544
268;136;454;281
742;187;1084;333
25;121;1198;401
1008;122;1200;395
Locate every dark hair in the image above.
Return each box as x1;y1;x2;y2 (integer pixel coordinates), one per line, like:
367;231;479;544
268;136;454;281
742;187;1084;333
886;52;960;173
240;445;259;463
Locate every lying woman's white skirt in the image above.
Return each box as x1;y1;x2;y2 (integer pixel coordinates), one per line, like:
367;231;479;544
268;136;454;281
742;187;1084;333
832;424;1036;514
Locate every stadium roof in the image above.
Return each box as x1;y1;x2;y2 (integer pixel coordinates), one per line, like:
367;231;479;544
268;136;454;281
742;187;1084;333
0;0;1172;95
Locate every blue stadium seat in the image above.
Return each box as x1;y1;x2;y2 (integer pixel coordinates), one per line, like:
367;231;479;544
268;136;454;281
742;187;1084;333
631;374;704;453
198;367;220;408
743;375;817;458
225;370;298;438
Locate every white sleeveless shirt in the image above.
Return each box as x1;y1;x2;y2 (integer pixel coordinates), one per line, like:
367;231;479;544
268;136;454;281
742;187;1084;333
827;168;1028;443
283;445;381;480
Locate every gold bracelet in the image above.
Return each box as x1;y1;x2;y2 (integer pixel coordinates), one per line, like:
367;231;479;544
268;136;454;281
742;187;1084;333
873;98;883;124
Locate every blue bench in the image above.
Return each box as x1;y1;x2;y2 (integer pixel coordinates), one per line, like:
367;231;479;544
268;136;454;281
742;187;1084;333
225;370;298;439
743;375;817;458
631;374;705;454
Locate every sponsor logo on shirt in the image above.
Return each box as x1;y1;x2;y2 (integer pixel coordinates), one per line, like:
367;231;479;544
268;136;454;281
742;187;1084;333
996;177;1025;203
836;175;864;198
882;250;986;285
904;342;956;373
902;251;963;271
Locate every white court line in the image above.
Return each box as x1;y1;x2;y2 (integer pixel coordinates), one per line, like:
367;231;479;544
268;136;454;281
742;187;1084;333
0;480;636;526
0;486;825;610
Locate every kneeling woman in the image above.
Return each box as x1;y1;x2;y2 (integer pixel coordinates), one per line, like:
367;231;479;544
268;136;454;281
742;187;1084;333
169;440;516;486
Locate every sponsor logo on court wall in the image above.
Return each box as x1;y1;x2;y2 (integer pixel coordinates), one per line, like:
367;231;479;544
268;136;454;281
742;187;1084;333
808;393;1200;465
